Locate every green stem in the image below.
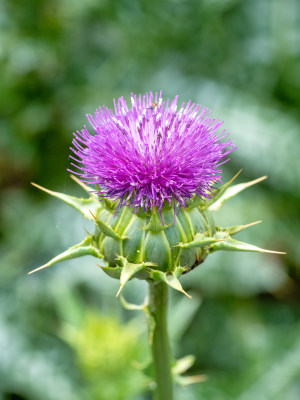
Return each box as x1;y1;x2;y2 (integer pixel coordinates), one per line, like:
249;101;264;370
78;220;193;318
148;281;173;400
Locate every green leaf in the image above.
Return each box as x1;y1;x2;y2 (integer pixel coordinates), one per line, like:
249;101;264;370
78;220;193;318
120;294;156;345
28;236;103;274
172;355;206;386
175;374;207;386
172;355;196;375
120;295;146;311
31;182;101;220
210;238;286;254
208;175;267;211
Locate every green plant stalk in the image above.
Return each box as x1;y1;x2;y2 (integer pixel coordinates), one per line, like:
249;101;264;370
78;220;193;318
149;281;173;400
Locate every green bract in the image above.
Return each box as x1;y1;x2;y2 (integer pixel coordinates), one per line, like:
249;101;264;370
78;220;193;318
30;172;283;297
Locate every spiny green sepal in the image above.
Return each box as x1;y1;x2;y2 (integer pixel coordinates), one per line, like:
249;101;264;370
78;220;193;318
116;256;155;296
150;267;191;298
201;169;242;210
186;196;206;210
99;265;122;279
210;238;285;254
142;207;171;232
208;174;267;211
90;211;128;240
176;233;224;249
216;220;262;236
30;173;285;296
31;181;101;220
28;236;103;274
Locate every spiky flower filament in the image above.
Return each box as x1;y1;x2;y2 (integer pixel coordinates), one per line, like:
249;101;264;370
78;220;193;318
69;91;236;215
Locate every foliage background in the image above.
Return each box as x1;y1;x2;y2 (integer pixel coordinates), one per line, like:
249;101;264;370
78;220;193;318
0;0;299;399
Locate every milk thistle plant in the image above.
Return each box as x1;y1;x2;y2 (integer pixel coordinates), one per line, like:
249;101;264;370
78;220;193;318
30;91;284;400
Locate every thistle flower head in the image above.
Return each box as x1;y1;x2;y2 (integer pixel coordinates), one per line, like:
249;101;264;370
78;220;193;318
30;92;284;295
70;91;236;213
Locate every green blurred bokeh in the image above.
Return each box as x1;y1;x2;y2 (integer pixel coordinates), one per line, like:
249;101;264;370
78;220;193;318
0;0;299;399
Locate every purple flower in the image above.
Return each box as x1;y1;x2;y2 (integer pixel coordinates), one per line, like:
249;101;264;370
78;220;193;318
69;91;236;213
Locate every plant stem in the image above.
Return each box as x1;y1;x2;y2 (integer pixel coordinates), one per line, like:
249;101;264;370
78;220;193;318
148;281;173;400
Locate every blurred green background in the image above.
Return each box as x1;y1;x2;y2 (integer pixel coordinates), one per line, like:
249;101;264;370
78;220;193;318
1;0;299;399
